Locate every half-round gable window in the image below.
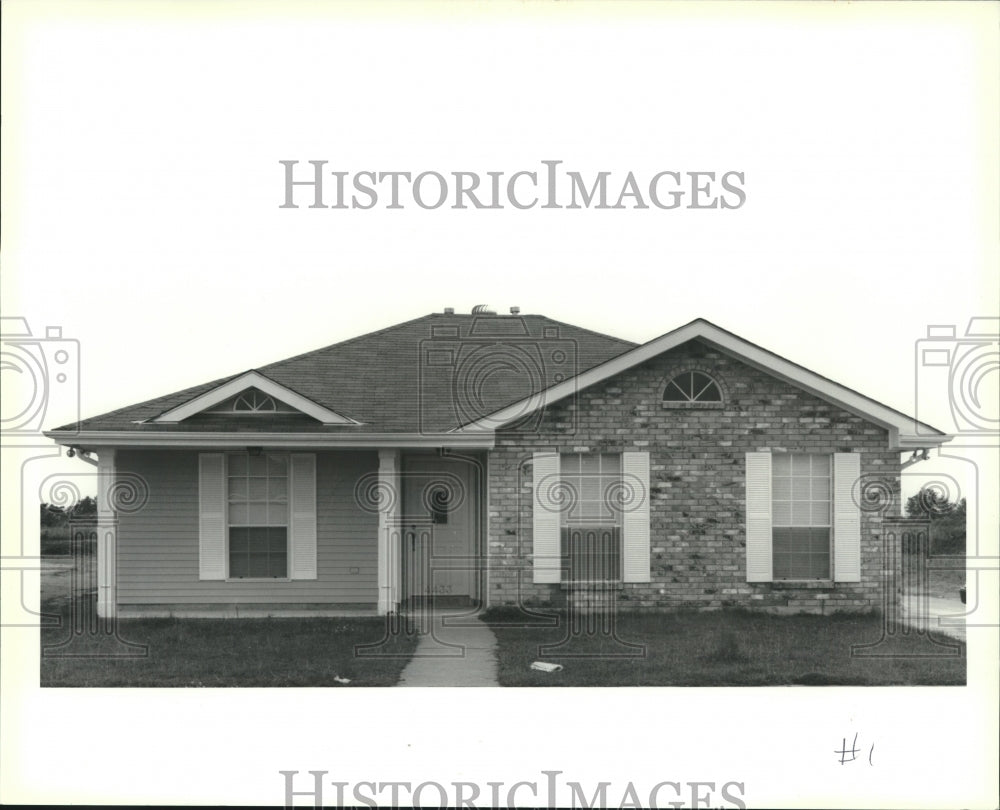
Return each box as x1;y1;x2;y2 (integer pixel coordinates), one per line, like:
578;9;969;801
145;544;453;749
662;371;723;404
233;390;278;412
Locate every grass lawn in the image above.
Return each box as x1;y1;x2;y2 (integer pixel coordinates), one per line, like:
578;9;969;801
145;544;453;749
483;608;966;687
40;596;418;687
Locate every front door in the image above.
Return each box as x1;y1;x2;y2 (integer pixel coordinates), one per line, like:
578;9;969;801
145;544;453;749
401;456;477;604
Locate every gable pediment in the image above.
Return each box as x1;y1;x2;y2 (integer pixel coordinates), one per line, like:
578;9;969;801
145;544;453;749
453;319;950;448
152;371;359;425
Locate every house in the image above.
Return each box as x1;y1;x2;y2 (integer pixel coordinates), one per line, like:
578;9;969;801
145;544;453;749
45;310;951;618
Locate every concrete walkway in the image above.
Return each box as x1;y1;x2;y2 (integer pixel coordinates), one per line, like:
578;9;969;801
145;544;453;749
397;611;499;687
900;592;967;642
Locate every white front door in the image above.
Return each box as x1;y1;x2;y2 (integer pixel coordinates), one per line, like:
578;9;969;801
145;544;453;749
402;457;476;601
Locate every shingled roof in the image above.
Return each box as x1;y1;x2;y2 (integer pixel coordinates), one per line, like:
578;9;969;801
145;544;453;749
49;313;637;436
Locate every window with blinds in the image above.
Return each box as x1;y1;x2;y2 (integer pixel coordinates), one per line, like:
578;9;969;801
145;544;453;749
772;453;831;579
227;452;289;578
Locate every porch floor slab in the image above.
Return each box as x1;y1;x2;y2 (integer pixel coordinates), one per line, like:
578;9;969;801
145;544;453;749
397;611;499;687
117;607;379;619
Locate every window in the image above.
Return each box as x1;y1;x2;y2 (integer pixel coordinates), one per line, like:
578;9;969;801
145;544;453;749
560;453;622;582
772;454;831;579
227;452;288;578
233;390;278;412
663;371;722;403
205;387;299;415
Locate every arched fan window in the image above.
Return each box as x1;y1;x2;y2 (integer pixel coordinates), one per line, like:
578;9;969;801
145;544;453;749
662;371;722;403
232;390;278;412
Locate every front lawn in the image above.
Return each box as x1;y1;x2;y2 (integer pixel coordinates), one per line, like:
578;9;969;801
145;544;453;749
40;596;418;687
483;608;966;686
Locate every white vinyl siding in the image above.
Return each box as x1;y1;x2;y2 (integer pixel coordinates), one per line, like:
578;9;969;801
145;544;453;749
122;451;377;605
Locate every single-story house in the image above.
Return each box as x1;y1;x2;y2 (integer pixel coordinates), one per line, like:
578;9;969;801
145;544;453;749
45;310;950;618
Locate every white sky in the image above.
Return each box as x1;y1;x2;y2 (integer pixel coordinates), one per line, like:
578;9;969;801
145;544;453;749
2;2;998;808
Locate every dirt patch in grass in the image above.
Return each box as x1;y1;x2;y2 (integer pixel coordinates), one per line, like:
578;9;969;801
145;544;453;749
40;596;418;687
483;608;966;687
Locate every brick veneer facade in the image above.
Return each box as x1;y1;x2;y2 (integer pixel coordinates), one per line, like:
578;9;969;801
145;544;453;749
486;339;902;614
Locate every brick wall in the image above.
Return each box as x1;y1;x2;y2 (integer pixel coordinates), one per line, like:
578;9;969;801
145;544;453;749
486;339;901;613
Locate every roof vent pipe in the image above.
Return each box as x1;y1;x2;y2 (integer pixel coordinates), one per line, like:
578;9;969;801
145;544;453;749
444;307;455;315
509;306;520;315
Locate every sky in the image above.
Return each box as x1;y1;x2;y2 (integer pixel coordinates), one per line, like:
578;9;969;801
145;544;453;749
2;2;998;807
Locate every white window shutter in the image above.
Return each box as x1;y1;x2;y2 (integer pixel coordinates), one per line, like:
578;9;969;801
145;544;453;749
622;451;651;583
833;452;862;582
532;452;561;584
198;453;226;580
289;453;318;580
745;452;773;582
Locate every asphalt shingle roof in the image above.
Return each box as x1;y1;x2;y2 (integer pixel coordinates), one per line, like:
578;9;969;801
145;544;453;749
53;313;637;434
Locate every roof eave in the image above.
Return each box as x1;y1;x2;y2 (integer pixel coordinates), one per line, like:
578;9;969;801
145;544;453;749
43;429;495;450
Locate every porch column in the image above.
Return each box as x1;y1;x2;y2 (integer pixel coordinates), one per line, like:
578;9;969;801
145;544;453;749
96;449;117;618
377;449;402;615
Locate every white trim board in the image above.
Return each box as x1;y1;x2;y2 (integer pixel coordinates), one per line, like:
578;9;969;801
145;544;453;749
151;370;360;425
453;318;952;449
44;430;496;450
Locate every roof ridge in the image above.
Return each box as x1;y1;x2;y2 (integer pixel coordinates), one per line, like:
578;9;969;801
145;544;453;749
529;314;639;350
257;312;436;370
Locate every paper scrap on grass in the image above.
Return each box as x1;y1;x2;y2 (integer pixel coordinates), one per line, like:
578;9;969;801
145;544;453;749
530;661;563;673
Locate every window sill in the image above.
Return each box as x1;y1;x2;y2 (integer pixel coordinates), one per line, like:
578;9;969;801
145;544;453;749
661;401;725;410
225;578;292;583
560;581;624;590
769;580;834;589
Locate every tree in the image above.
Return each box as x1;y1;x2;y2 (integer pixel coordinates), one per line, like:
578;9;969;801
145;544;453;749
70;495;98;518
39;503;66;528
905;491;966;555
